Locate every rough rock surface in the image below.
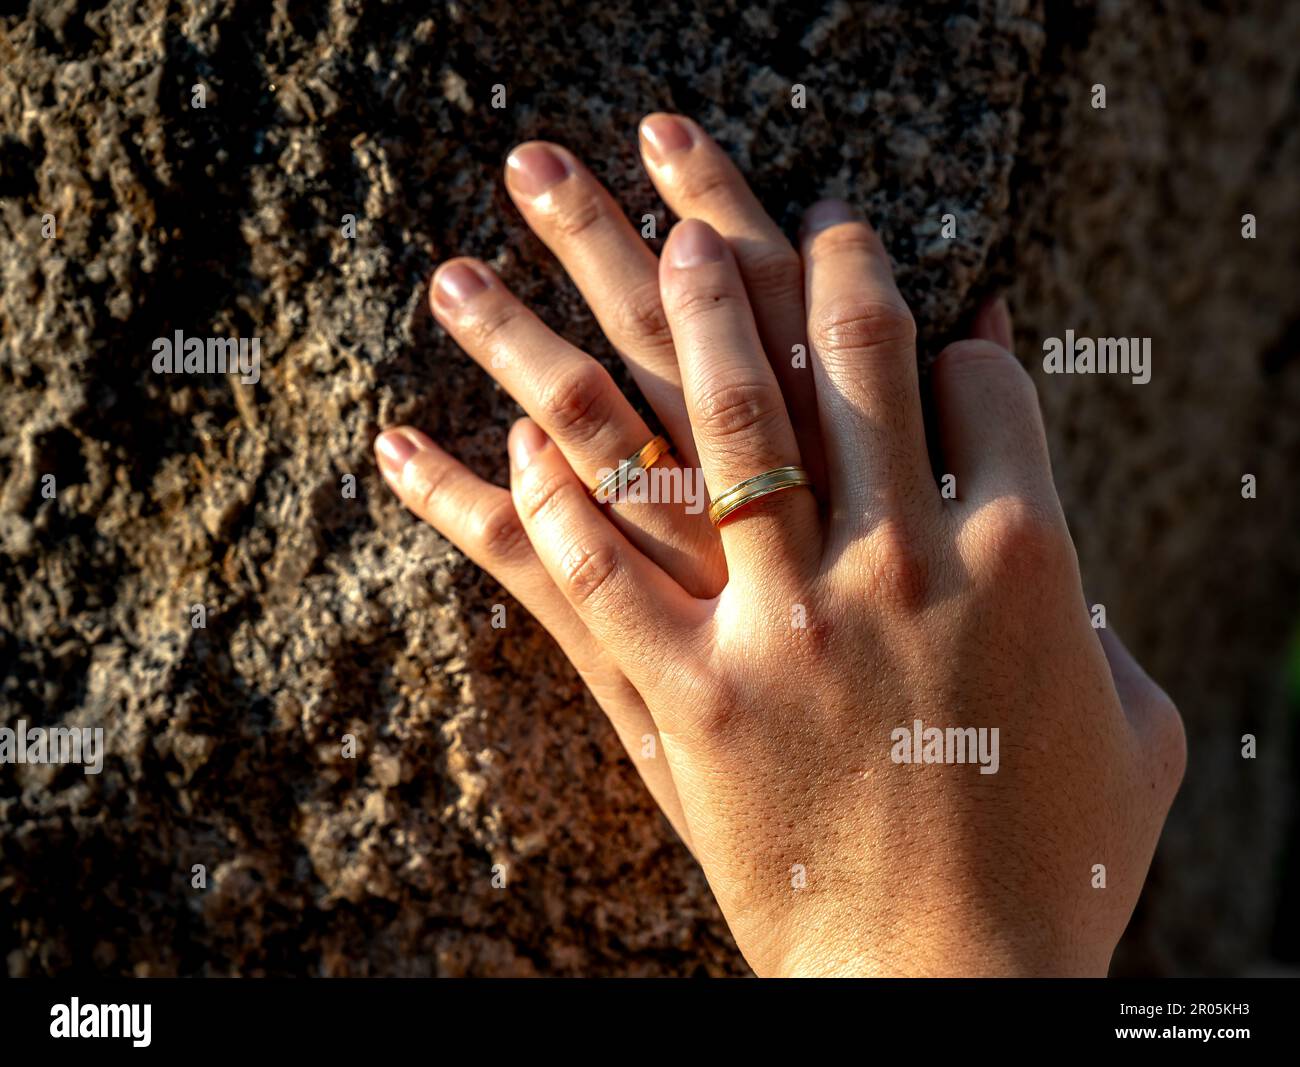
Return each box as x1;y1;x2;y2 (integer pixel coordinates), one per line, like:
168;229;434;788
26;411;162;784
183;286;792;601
1;0;1297;975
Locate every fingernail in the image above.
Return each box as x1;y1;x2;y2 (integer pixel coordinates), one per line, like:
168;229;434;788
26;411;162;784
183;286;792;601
668;220;725;268
510;420;547;471
375;429;422;474
801;198;855;237
640;114;694;162
506;143;571;198
433;262;489;308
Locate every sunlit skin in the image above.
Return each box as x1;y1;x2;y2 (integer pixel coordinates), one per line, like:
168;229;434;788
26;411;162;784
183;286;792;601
374;114;1186;977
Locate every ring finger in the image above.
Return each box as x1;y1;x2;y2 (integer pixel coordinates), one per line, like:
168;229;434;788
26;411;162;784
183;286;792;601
659;220;821;585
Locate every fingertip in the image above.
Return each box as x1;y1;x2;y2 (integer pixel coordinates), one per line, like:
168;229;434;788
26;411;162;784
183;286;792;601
639;113;696;162
972;295;1014;350
375;427;429;473
663;218;728;270
430;258;494;314
508;417;550;472
375;428;441;502
799;198;856;242
504;140;574;199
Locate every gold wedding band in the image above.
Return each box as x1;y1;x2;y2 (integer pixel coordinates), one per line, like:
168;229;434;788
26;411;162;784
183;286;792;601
708;465;812;525
589;435;671;502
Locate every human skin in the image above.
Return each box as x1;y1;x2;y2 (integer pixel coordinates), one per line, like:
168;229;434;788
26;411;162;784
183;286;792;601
373;114;1186;977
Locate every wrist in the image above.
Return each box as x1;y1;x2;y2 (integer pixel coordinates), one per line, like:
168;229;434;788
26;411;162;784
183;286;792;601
768;916;1112;978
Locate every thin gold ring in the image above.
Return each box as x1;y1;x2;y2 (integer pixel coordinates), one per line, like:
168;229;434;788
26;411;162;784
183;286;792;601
708;465;811;525
589;435;671;502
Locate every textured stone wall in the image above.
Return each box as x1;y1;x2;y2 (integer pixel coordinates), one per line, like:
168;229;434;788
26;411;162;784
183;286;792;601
2;0;1296;976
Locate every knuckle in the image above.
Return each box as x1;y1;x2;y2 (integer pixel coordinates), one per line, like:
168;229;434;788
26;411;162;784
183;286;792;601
783;598;838;664
462;299;522;354
742;246;803;299
695;379;784;444
861;520;932;614
611;279;674;350
403;455;449;516
671;666;741;742
674;165;730;205
518;466;574;523
669;280;741;323
475;498;530;561
536;361;614;443
969;497;1071;582
808;222;885;260
811;298;916;363
558;541;620;607
938;339;1036;395
549;192;606;241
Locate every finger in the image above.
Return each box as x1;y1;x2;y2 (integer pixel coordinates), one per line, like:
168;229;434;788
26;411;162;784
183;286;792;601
429;257;723;597
931;299;1058;512
801;200;935;537
1097;623;1187;810
660;219;821;580
1095;624;1185;782
1096;625;1173;722
507;419;702;692
972;292;1014;350
373;426;692;839
503;141;696;466
638;113;825;487
375;425;604;673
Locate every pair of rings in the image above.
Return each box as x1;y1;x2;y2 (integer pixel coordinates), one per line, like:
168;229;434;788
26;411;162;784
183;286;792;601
589;435;811;526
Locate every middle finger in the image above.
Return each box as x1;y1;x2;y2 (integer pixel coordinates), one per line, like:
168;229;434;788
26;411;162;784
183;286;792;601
639;113;826;489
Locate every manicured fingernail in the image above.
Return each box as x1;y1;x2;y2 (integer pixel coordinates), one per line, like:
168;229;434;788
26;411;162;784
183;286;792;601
801;198;855;237
433;262;489;308
506;143;571;198
375;429;423;474
668;220;725;268
640;114;694;161
510;420;547;471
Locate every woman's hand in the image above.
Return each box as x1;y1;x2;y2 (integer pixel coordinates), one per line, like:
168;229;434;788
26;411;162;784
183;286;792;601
374;114;1186;976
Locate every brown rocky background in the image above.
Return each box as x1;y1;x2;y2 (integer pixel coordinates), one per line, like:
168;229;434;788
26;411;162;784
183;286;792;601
1;0;1297;976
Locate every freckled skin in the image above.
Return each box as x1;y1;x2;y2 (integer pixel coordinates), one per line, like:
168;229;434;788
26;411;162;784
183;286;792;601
375;115;1186;977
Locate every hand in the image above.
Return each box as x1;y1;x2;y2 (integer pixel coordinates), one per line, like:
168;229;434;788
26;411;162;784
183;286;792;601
375;114;1186;976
